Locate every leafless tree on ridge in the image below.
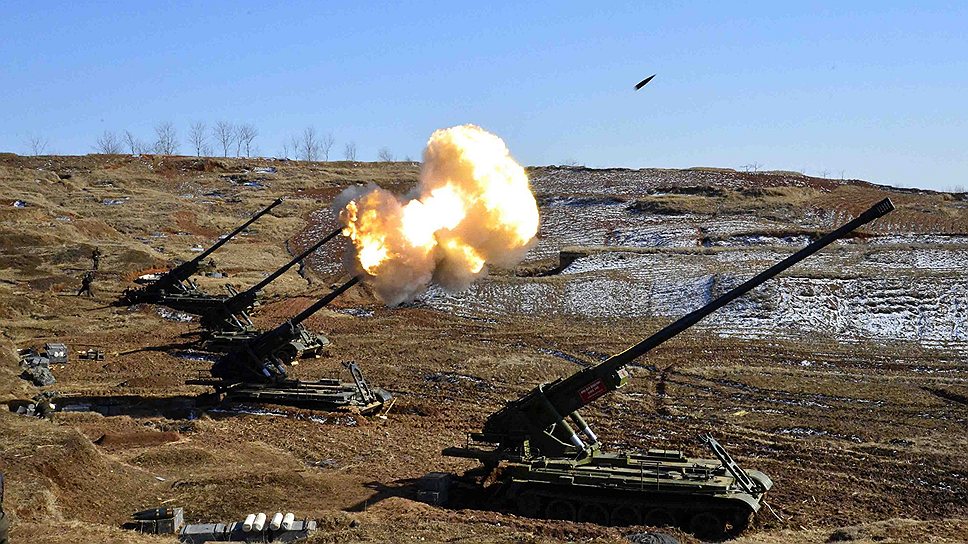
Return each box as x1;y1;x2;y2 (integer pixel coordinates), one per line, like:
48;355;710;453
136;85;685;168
152;122;179;155
238;124;258;158
189;122;207;156
94;130;123;154
213;121;236;157
343;141;357;161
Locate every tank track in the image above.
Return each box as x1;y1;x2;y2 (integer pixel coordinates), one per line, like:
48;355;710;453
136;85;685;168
504;482;753;539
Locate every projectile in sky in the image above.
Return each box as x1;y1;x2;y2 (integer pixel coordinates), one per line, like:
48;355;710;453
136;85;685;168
635;74;656;91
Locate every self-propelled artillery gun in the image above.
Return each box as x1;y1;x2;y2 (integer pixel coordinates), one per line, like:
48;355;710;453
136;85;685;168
444;199;895;539
198;228;342;351
189;277;392;414
117;198;283;309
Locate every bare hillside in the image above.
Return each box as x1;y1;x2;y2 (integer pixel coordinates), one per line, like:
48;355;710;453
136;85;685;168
1;154;965;544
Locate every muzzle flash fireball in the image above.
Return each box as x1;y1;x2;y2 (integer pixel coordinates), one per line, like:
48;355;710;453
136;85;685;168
339;124;539;305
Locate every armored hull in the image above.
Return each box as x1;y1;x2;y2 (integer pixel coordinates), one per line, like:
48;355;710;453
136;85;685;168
447;442;770;538
201;326;330;356
188;360;392;415
217;378;392;415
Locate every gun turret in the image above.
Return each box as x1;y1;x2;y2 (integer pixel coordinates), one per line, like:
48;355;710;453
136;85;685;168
118;198;283;305
199;228;343;332
468;198;895;459
211;276;360;383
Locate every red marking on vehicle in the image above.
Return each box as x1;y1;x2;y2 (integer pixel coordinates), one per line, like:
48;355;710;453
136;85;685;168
579;379;607;404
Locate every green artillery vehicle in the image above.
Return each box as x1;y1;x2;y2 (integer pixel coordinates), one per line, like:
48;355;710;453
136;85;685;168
189;277;392;414
117;198;283;309
198;228;342;352
444;199;895;539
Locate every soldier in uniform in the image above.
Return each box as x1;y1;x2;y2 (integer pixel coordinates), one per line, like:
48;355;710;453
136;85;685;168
77;271;95;298
0;472;8;544
91;247;102;270
35;395;55;419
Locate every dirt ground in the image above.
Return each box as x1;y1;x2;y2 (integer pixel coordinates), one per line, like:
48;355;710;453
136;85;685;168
0;154;965;543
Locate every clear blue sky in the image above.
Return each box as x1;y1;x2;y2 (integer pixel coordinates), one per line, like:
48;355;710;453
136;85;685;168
2;2;965;190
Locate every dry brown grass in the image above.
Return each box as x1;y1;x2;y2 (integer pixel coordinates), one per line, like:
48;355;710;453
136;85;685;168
12;520;177;544
1;154;966;543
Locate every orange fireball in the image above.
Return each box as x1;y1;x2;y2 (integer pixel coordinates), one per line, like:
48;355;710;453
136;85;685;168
339;124;539;304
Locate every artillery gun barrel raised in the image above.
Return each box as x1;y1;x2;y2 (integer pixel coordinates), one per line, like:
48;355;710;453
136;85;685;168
538;197;896;421
445;198;896;538
193;275;391;415
160;198;283;289
242;228;342;296
201;228;343;330
287;276;360;329
212;276;360;382
118;198;283;305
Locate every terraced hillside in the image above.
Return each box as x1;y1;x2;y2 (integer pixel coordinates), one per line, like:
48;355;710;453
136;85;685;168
417;168;968;349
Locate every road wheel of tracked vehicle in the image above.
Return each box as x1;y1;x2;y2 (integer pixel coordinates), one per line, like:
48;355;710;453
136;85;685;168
515;492;542;518
610;504;641;526
577;502;609;525
546;499;577;521
689;511;725;540
643;508;676;528
625;532;680;544
275;345;298;364
725;510;753;537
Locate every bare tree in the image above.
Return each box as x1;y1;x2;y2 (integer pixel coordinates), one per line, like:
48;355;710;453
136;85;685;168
213;121;236;157
343;141;357;161
289;134;301;160
300;127;319;161
234;126;243;157
26;136;49;155
320;133;335;161
152;122;179;155
124;130;146;154
281;134;303;160
94;130;123;154
237;124;258;157
189;122;207;156
377;147;394;162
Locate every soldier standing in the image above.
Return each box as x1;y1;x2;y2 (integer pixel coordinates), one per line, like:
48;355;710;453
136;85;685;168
76;272;95;298
0;472;8;544
91;247;102;270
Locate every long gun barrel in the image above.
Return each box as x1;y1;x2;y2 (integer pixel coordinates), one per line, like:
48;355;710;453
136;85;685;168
482;198;895;448
249;276;359;359
212;276;360;382
223;229;342;312
594;197;895;376
157;198;283;291
286;275;360;328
